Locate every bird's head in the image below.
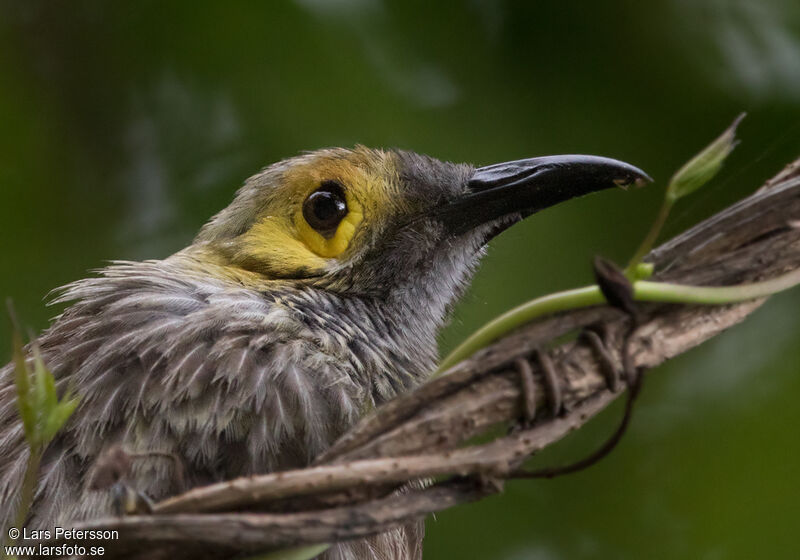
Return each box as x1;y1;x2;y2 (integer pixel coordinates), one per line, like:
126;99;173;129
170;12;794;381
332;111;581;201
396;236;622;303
192;146;648;319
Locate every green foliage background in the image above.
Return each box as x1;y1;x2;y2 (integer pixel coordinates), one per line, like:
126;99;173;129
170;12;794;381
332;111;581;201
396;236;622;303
1;1;799;558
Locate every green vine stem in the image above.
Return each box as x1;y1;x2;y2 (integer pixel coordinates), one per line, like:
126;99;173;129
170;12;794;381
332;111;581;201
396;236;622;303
11;452;41;541
625;197;673;274
436;267;800;375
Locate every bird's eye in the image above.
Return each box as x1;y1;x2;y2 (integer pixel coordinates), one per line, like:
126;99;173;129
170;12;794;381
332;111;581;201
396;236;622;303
302;180;348;238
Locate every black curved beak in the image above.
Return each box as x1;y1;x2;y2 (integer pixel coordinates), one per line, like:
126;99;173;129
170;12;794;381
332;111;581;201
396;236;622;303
438;154;651;236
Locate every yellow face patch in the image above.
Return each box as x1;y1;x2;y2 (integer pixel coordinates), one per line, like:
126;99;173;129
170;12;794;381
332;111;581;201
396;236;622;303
223;148;397;279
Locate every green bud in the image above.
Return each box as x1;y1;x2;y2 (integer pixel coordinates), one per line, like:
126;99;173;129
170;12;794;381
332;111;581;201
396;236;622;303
666;113;745;202
8;304;80;450
42;398;79;444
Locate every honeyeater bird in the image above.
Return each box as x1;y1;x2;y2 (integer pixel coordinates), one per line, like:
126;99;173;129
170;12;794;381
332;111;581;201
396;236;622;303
0;146;647;559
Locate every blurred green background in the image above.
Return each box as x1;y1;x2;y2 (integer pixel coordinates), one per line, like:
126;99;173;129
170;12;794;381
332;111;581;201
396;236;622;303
1;1;799;558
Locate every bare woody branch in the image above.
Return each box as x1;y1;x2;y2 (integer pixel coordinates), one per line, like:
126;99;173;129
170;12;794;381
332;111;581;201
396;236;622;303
45;157;800;559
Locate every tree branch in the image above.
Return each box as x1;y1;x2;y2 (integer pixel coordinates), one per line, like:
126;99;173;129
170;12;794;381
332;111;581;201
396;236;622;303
43;157;800;559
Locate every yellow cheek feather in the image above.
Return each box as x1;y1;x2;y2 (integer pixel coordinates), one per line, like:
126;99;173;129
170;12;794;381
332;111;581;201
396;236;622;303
234;215;329;275
294;195;364;258
231;191;364;277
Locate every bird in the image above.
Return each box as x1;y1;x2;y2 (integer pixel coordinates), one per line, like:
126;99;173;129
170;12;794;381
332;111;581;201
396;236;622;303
0;146;647;559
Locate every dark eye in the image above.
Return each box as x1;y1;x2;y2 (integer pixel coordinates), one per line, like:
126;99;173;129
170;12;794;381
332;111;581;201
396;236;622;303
302;180;348;238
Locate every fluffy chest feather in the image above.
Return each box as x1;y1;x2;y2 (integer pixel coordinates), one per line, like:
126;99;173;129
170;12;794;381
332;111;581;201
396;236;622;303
0;259;437;532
